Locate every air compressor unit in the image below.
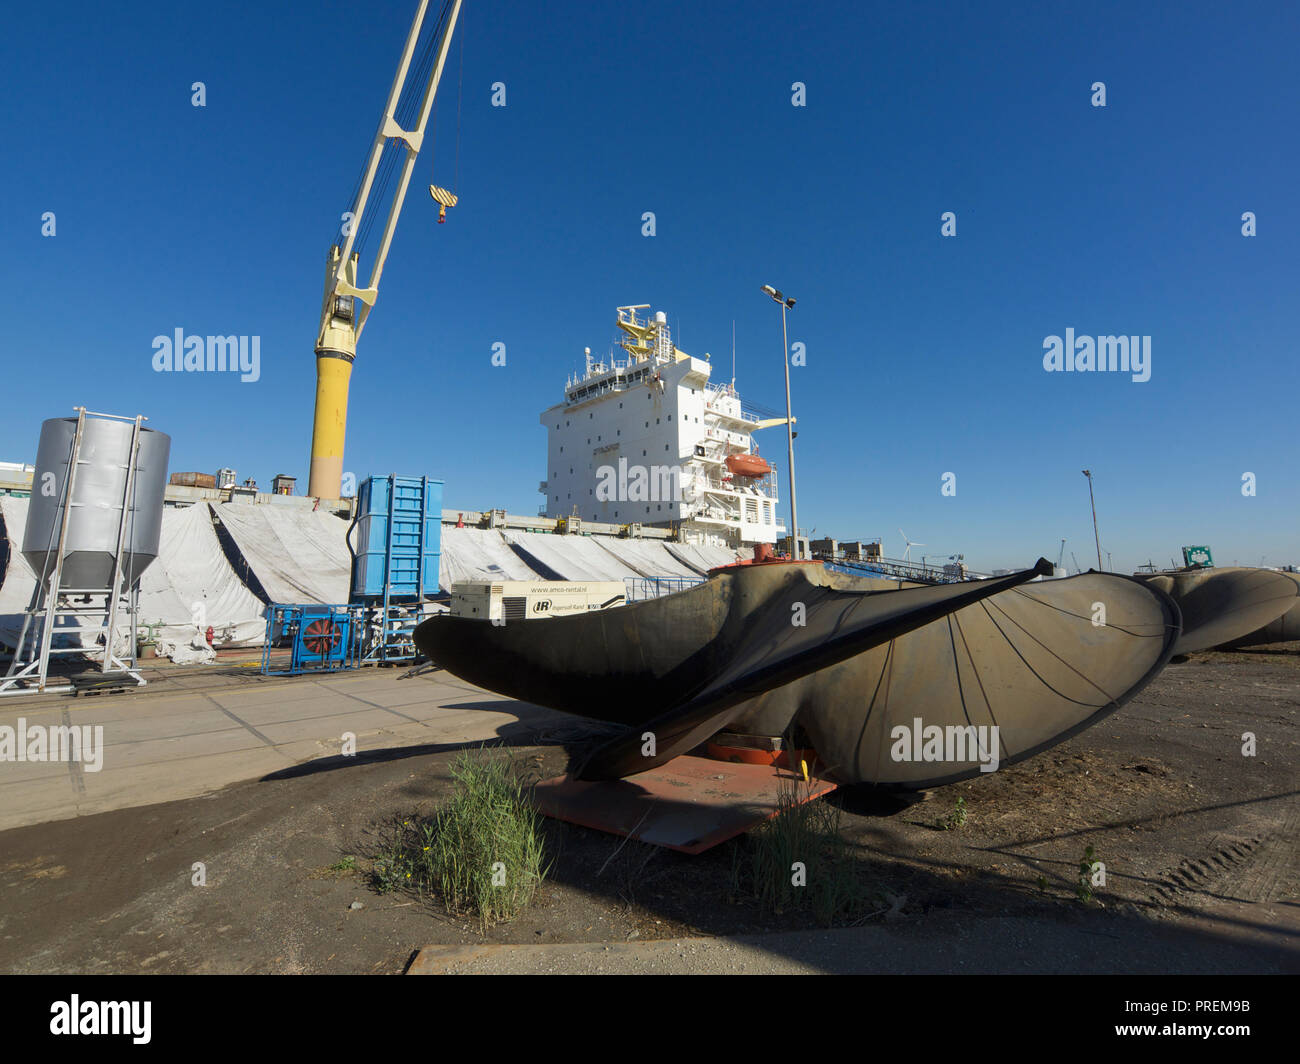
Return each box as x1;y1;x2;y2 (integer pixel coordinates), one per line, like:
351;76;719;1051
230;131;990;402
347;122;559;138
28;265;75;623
450;581;627;624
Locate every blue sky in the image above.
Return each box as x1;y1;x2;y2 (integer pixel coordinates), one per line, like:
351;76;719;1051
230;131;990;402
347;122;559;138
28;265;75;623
2;0;1296;572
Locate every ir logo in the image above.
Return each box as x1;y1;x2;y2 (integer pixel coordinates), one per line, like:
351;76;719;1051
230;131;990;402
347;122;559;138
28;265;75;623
641;211;656;237
1241;472;1256;497
791;861;806;887
791;81;806;107
1241;211;1256;236
790;341;806;367
1241;732;1255;757
641;731;656;758
192;861;207;887
1091;601;1106;627
941;472;957;496
191;81;206;107
491;82;506;107
791;601;806;627
1090;81;1106;107
41;211;56;237
491;341;506;367
40;472;57;497
941;211;956;237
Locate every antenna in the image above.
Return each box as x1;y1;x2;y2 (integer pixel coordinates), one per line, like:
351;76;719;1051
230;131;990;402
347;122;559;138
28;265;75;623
731;320;736;388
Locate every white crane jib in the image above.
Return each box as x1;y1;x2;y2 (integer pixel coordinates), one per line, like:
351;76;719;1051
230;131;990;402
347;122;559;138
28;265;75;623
309;0;463;499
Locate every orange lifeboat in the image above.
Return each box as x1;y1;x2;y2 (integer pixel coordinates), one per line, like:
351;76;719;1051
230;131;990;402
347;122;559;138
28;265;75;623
725;453;771;478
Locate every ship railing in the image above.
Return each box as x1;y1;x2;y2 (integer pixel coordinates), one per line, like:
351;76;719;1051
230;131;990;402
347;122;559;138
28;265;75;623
820;555;992;585
704;404;762;426
698;470;780;496
624;575;705;602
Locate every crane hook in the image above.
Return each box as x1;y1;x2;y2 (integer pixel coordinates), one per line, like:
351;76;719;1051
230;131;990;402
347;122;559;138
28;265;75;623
430;184;458;224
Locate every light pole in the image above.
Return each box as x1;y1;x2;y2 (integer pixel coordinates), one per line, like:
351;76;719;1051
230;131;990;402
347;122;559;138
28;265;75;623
1082;470;1102;571
762;285;799;559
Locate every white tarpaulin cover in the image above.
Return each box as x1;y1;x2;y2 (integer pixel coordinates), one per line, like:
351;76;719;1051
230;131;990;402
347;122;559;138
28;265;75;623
155;632;218;664
589;537;704;579
0;496;85;649
438;526;545;588
502;530;643;582
211;502;351;605
665;542;750;574
0;497;266;651
142;502;266;647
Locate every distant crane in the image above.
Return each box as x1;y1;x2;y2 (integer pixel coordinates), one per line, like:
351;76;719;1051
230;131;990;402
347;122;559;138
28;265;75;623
308;0;465;499
899;528;925;563
1071;551;1083;574
1056;539;1066;570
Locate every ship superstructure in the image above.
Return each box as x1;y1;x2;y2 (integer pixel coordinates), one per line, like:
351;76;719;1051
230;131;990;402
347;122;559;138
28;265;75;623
540;305;786;549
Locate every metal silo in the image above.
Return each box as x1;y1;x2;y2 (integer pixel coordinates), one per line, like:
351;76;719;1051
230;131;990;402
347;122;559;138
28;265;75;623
2;409;171;696
22;414;171;588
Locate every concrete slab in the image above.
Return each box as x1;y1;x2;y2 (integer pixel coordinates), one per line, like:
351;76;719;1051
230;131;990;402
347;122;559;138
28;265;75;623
407;913;1298;974
0;668;567;832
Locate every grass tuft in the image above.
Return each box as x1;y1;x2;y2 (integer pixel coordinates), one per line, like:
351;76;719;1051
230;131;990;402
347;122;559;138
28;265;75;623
935;794;968;831
730;774;886;926
370;750;549;930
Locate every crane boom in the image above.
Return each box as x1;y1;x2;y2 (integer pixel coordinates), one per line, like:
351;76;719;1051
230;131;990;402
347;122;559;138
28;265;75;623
309;0;464;499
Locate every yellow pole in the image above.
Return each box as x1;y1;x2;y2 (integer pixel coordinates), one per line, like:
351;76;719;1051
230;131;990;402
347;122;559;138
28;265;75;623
308;351;353;498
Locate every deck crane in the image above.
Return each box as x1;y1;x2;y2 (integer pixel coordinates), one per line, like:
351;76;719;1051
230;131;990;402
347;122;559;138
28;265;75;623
308;0;463;500
1057;539;1066;570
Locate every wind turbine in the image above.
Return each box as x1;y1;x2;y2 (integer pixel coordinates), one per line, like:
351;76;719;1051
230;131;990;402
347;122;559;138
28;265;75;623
899;528;925;563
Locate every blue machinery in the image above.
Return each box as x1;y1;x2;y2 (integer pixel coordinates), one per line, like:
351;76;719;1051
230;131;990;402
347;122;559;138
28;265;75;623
261;474;443;675
261;604;360;676
348;474;443;663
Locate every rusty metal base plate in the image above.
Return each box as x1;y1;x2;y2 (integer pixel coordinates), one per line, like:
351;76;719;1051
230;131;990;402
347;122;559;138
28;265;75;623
532;755;839;854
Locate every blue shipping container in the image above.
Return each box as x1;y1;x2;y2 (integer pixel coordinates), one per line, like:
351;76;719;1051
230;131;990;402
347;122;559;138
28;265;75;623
349;475;443;601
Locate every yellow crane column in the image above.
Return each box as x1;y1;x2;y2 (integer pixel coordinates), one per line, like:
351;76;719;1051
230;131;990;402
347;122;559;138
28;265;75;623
305;0;464;499
310;247;360;498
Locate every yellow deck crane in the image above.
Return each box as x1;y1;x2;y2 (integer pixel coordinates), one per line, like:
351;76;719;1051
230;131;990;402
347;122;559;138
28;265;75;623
308;0;463;499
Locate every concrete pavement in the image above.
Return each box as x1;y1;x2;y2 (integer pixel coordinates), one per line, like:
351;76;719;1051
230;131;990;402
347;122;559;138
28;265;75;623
0;664;565;832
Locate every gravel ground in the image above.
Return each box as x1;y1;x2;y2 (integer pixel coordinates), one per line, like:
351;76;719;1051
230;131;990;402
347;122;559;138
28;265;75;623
0;646;1295;974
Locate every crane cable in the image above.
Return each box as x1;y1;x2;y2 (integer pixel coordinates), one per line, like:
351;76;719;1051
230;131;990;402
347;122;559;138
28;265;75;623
338;0;452;255
356;0;447;255
430;0;463;197
454;5;463;196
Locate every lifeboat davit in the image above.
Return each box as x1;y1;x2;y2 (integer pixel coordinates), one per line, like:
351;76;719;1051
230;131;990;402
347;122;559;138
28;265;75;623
725;453;771;478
